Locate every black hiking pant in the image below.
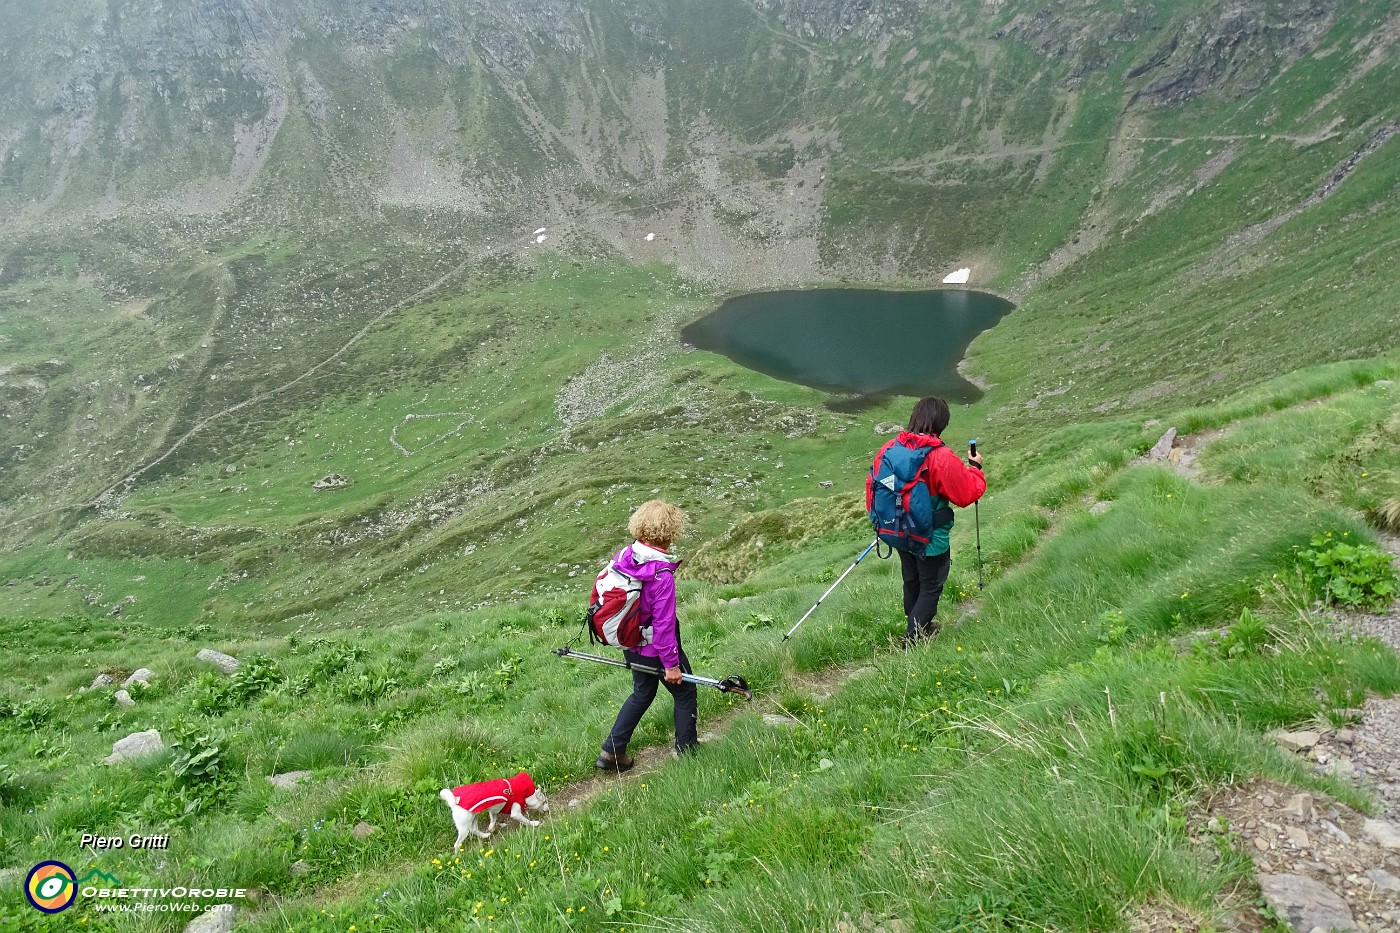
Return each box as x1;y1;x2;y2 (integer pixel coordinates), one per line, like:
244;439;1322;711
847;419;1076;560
602;647;699;756
899;549;951;647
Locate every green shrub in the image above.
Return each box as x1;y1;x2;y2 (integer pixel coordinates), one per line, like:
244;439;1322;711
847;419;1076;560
190;654;285;714
168;724;226;784
0;762;21;804
336;665;400;702
1296;532;1398;612
0;696;55;732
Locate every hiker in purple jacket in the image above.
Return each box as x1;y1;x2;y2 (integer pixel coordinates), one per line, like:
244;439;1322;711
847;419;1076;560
596;500;699;772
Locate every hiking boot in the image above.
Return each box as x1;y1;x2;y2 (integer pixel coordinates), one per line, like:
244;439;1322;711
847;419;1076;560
595;750;635;773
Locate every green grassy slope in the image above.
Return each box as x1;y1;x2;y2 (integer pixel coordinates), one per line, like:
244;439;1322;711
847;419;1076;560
1;0;1400;928
2;365;1397;931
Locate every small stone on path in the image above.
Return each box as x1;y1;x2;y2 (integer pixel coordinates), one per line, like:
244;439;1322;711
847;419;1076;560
1148;428;1177;461
1363;818;1400;849
1367;869;1400;893
1284;793;1314;821
1256;873;1358;933
1275;730;1321;753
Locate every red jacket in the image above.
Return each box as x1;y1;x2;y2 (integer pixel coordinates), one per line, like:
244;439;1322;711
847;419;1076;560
451;772;537;814
865;432;986;512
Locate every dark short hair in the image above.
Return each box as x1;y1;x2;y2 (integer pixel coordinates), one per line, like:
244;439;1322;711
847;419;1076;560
907;396;950;436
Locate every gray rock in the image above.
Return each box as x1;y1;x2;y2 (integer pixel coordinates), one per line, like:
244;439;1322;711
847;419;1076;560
266;771;314;790
1275;730;1322;753
1327;758;1357;778
1283;793;1314;821
123;668;155;688
351;821;379;840
1320;820;1352;844
1148;428;1177;460
183;903;236;933
0;867;21;888
1364;819;1400;849
290;860;311;876
762;713;801;727
1367;869;1400;893
196;648;240;675
312;473;350;490
104;729;163;764
874;422;902;435
81;673;114;692
114;689;135;708
1256;873;1358;932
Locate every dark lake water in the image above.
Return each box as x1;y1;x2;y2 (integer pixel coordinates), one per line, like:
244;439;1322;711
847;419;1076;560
680;288;1014;402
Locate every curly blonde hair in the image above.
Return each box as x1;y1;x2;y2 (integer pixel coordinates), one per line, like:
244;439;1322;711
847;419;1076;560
628;500;685;548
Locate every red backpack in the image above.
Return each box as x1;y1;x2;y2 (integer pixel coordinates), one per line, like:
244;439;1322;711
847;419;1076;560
587;558;652;648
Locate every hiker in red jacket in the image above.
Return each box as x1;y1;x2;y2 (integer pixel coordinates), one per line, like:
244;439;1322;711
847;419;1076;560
866;396;986;647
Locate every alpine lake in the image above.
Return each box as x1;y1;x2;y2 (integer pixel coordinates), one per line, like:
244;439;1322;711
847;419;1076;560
681;288;1015;404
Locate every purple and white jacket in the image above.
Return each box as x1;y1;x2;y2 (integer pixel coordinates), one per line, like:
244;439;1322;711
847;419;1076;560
611;541;681;669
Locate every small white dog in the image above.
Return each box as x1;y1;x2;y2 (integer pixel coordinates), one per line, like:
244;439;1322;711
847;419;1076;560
440;771;549;849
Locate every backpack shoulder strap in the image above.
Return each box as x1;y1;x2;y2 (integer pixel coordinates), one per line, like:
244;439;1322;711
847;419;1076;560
917;443;955;529
871;438;899;471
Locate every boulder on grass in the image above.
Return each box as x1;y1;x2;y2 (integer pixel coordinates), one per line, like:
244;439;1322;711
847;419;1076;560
266;771;314;791
196;649;240;675
183;903;236;933
123;668;155;688
104;730;163;764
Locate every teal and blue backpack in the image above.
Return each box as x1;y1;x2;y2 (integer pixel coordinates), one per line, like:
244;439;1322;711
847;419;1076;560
868;438;953;554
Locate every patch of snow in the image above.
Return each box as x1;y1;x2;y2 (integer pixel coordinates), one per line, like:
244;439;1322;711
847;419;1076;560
942;267;971;284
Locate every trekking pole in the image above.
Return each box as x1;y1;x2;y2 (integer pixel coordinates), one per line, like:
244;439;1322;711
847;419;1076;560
970;439;985;591
783;538;879;641
552;646;753;700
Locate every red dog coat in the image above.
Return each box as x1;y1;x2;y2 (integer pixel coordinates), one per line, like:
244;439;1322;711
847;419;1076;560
450;772;537;814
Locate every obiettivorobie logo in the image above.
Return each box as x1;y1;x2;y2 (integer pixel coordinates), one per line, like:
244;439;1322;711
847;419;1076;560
23;862;246;915
24;863;119;914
